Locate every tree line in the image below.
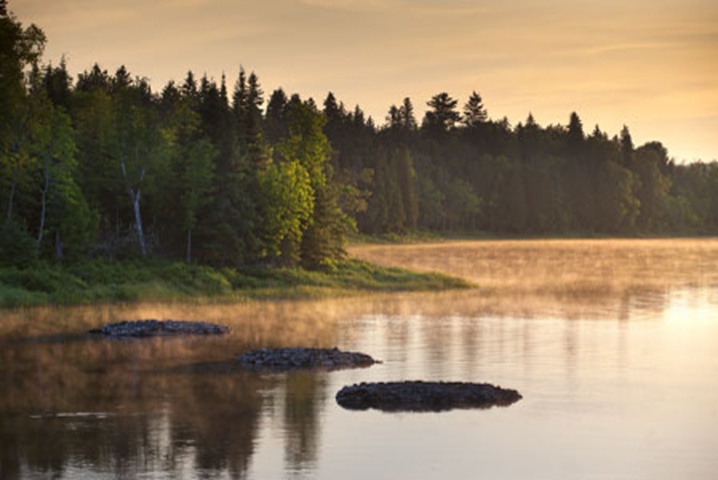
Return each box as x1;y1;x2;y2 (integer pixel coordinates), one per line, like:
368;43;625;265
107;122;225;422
1;13;351;269
343;96;709;236
2;13;718;270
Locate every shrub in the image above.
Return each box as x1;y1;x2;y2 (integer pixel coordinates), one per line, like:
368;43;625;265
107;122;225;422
0;220;37;268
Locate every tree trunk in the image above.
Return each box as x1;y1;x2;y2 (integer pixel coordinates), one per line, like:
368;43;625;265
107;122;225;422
36;157;51;251
6;166;17;221
6;144;22;221
186;228;192;264
120;154;147;256
130;187;147;256
55;230;63;260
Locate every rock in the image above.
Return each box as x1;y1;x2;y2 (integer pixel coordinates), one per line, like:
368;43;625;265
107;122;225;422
335;381;522;412
237;347;380;372
89;320;229;337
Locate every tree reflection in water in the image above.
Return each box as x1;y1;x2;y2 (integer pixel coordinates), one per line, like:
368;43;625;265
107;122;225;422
0;300;344;479
2;239;718;479
0;337;268;478
283;371;328;472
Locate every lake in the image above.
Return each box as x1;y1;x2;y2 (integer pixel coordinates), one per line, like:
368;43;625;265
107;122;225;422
1;239;718;479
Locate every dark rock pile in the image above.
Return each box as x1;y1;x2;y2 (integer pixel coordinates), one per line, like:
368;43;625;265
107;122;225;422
336;381;522;412
90;320;230;337
237;347;380;371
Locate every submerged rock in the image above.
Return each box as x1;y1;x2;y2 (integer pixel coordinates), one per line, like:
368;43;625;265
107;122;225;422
336;381;522;412
90;320;229;337
237;347;380;372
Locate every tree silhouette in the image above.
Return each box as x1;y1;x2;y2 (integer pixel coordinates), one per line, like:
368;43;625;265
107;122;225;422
463;91;488;127
4;7;718;269
423;92;461;135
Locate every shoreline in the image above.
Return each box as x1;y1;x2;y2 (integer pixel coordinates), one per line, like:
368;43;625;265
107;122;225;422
0;257;472;309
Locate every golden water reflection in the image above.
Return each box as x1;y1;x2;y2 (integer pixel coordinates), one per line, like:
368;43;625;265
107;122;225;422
350;238;718;319
1;239;717;479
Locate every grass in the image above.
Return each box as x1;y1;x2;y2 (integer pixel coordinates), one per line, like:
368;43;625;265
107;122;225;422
0;258;472;308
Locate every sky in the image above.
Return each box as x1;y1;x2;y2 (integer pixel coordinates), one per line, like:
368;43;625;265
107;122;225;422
11;0;718;162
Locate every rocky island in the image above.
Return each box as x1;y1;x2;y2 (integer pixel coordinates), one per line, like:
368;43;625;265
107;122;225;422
237;347;380;371
336;381;522;412
90;320;230;337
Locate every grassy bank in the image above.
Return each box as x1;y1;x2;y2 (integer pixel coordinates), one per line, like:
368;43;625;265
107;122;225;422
0;258;471;308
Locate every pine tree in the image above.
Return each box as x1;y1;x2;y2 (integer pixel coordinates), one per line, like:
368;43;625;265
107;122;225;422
265;88;289;144
396;147;418;231
274;98;351;268
399;97;417;131
199;75;260;265
1;14;46;221
423;92;460;135
159;80;217;263
42;57;72;109
463;91;488;127
567;111;585;155
619;125;634;168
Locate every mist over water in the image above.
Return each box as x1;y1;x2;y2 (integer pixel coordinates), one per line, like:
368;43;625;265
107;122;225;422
2;239;718;479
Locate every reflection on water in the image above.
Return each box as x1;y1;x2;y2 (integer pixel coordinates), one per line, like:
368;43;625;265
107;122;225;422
1;239;718;479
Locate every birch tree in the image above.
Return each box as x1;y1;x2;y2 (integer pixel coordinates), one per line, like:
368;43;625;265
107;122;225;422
111;73;167;256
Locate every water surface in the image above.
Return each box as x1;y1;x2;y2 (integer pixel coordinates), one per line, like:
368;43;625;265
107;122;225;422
1;239;717;479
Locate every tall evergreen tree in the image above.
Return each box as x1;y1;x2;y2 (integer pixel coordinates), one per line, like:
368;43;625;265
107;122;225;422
463;91;488;127
0;14;46;221
400;97;417;132
159;80;217;263
276;98;352;268
619;125;634;168
42;58;72;110
423;92;461;135
566;111;585;155
632;142;672;231
265;88;289;144
396;147;418;231
198;75;260;265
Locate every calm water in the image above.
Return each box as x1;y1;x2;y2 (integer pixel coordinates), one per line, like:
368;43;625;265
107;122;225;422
1;239;718;479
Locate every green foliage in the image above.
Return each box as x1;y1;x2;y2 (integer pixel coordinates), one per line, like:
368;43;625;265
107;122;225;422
0;15;46;143
275;98;353;269
259;159;314;263
595;161;639;232
300;177;355;271
156;262;232;296
32;93;96;258
632;143;672;232
4;8;718;285
0;219;36;267
331;258;471;291
0;258;470;307
0;264;85;293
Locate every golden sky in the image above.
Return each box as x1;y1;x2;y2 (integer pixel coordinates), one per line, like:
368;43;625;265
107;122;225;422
12;0;718;162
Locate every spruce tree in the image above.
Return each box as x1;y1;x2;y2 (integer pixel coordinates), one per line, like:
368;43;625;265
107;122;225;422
463;91;488;127
423;92;460;135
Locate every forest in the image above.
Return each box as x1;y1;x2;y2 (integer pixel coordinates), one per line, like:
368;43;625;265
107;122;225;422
3;12;718;271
